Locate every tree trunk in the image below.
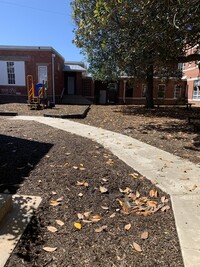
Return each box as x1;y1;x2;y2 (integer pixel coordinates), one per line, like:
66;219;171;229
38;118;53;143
145;65;154;109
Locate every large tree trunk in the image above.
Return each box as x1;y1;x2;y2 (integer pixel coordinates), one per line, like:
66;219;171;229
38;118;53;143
145;65;154;109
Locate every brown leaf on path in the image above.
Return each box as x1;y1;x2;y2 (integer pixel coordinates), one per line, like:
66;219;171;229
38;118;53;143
135;191;140;198
124;223;131;231
43;246;57;252
95;225;107;233
161;196;166;203
47;226;58;233
147;200;157;207
132;242;142;252
101;205;109;210
56;220;64;226
77;213;84;219
100;186;108;193
73;166;79;169
161;205;171;212
190;184;198;191
119;187;132;194
91;214;102;222
56;197;63;202
76;181;89;187
82;219;92;223
141;231;149;240
149;189;158;198
109;213;116;218
129;172;139;179
84;211;92;218
50;200;61;207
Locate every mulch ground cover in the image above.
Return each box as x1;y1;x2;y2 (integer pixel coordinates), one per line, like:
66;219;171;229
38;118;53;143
1;102;198;266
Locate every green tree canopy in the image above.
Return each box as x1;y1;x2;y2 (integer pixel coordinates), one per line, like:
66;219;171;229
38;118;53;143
71;0;200;107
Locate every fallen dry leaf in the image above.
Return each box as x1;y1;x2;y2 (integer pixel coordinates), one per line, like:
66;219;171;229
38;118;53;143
149;189;158;198
190;184;198;191
124;223;131;231
135;191;140;199
141;231;149;240
82;219;92;223
91;214;102;222
100;186;108;193
56;220;64;226
76;181;89;187
129;172;139;179
101;205;109;210
109;213;116;218
132;242;142;252
43;246;57;252
50;200;61;207
47;226;58;233
84;211;92;218
95;225;107;233
56;197;63;202
74;222;82;230
63;162;69;167
77;213;84;220
161;205;171;212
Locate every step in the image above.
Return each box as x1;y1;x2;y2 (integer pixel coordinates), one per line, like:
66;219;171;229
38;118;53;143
0;194;42;267
0;194;13;223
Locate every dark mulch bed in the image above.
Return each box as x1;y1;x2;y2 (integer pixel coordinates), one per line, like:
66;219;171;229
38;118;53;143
0;115;184;266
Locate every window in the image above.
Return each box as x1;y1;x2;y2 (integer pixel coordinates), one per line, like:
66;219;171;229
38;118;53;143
38;66;47;83
157;84;165;98
125;81;133;97
0;61;25;86
142;84;147;97
193;80;200;100
174;85;182;99
7;62;15;84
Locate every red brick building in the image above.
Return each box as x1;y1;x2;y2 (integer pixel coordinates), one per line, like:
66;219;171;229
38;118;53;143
0;46;90;105
181;46;200;105
0;45;188;106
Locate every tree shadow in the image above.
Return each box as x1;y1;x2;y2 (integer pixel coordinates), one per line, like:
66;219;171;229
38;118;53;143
113;105;200;121
0;135;52;265
0;134;53;193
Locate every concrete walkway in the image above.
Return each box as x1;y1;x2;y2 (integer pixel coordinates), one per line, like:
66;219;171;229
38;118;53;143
12;116;200;267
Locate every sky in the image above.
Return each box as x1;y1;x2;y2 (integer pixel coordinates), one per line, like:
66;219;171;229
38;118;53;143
0;0;85;63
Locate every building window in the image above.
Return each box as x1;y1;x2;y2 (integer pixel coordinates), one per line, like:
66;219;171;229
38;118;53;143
157;84;165;98
142;84;147;97
38;66;47;83
193;80;200;100
125;81;133;97
174;85;182;99
7;62;15;84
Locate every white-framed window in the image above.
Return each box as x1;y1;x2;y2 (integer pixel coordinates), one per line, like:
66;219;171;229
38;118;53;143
193;80;200;100
174;85;182;99
38;65;47;83
142;84;147;97
7;62;15;84
157;84;165;98
0;61;25;86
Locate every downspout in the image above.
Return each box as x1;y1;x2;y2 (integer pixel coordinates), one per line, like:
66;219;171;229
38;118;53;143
52;53;56;103
123;80;127;104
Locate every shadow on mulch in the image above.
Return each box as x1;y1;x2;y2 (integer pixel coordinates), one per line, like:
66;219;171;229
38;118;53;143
0;134;53;193
114;105;200;120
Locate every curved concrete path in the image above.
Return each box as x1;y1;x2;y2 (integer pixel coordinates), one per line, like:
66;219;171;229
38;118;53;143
12;116;200;267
